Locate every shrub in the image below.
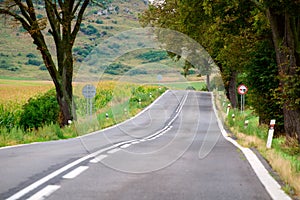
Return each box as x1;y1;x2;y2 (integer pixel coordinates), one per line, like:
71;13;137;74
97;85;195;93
0;60;9;69
136;50;168;63
26;59;43;66
39;65;47;71
96;19;103;24
19;89;59;130
80;24;99;35
26;53;37;58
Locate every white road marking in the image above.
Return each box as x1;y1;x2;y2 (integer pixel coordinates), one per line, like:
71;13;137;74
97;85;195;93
26;185;60;200
211;93;291;200
4;90;175;200
6;140;135;200
62;166;89;179
107;148;121;154
120;144;132;149
90;155;108;164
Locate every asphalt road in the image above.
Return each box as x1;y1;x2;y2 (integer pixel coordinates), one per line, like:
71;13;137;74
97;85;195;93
0;90;284;200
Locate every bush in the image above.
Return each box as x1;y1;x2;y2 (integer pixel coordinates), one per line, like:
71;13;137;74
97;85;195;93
0;60;9;69
39;65;47;71
19;89;59;130
136;50;168;63
96;19;103;24
26;59;43;66
80;24;99;35
26;53;37;58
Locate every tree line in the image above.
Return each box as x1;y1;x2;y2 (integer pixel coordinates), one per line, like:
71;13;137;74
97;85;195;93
139;0;300;143
0;0;299;144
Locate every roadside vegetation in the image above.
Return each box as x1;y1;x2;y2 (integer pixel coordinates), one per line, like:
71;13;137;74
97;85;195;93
216;92;300;198
0;80;166;147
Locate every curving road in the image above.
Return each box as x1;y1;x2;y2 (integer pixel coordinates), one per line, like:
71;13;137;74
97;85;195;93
0;90;288;200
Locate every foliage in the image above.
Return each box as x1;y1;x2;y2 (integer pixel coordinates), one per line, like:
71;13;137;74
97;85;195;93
136;50;168;63
80;24;100;36
104;62;132;75
0;104;20;131
19;89;59;131
140;0;300;142
26;59;42;66
243;39;284;132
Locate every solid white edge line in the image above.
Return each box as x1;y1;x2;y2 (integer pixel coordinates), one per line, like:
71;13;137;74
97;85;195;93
62;166;89;179
211;92;291;200
26;185;60;200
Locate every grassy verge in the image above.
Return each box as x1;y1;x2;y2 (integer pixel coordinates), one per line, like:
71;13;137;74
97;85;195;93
215;92;300;198
0;81;166;147
151;81;206;91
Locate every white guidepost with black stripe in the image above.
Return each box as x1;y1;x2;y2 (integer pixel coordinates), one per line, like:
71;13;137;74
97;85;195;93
266;119;276;149
237;84;248;113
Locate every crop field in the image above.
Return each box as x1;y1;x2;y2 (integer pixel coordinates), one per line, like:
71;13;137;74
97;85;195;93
0;79;54;110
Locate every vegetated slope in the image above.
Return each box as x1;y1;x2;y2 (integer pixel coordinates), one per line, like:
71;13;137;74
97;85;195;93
0;0;158;80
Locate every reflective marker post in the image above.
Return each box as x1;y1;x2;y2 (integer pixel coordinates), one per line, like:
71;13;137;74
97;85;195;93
226;104;231;116
266;119;276;149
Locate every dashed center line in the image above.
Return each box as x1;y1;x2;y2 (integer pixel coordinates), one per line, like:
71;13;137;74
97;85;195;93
26;185;60;200
90;155;108;164
62;166;89;179
120;144;132;149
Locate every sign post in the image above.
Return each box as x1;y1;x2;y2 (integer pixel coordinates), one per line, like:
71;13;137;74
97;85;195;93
237;84;248;112
82;84;96;116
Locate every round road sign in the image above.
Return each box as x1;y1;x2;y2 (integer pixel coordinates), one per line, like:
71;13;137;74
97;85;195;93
237;84;248;95
82;84;96;98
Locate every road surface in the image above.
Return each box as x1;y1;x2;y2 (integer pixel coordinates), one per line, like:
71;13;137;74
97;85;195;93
0;90;288;200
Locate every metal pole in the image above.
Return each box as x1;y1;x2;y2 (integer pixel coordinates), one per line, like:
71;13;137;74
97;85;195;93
90;98;92;116
241;94;242;112
86;98;89;116
243;95;245;112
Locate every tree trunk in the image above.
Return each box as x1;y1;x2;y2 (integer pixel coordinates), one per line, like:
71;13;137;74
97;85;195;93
267;9;300;142
228;70;238;108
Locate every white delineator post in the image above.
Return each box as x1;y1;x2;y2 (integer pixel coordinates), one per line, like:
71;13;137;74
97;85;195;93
226;104;231;116
266;119;276;149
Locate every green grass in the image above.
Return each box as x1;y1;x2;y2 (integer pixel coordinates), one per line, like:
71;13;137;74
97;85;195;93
157;81;206;90
227;108;300;173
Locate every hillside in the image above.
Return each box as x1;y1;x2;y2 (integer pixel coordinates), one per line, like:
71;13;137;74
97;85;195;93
0;1;155;79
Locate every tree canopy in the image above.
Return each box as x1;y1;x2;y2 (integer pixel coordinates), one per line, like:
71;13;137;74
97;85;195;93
140;0;300;142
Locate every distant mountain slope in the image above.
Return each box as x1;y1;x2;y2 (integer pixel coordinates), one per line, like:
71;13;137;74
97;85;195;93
0;0;150;80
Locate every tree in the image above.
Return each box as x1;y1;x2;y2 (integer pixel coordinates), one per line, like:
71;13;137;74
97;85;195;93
0;0;91;127
252;0;300;141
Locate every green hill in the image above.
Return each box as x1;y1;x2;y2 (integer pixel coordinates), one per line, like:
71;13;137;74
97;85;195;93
0;0;200;82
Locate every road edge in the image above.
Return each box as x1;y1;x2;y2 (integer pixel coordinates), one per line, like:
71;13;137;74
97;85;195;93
211;92;291;200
